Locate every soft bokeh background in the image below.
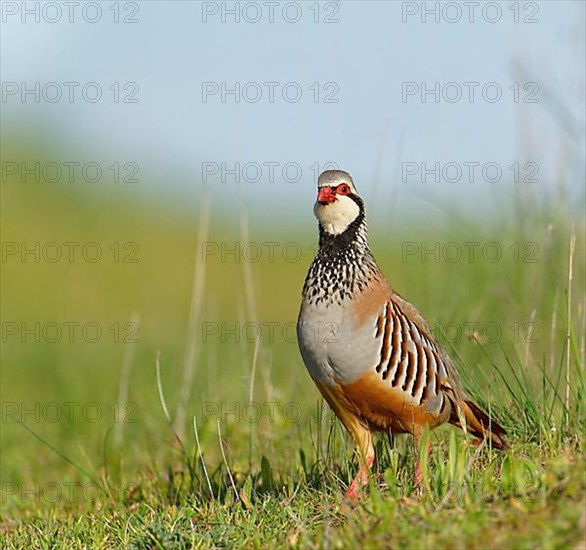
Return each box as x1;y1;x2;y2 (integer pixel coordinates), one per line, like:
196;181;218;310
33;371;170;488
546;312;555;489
1;0;584;509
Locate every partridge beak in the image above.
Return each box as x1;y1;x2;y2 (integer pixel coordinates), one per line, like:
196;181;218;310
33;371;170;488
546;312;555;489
317;186;336;205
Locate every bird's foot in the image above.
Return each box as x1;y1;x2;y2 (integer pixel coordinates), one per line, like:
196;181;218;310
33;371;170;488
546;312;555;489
343;457;374;503
344;480;365;503
413;439;432;488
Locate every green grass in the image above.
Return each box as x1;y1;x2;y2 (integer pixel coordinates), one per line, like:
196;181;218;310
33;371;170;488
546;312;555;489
1;161;585;548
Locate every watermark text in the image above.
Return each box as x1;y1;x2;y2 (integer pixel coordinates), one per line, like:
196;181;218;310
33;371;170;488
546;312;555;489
1;321;140;343
401;242;539;263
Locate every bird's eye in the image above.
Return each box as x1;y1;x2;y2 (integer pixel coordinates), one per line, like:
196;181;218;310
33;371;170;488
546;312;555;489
337;184;351;195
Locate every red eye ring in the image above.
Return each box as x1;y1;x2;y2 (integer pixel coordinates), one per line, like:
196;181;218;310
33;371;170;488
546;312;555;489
336;184;351;195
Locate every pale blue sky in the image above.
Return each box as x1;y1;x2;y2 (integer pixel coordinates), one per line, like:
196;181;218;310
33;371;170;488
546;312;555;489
2;1;584;223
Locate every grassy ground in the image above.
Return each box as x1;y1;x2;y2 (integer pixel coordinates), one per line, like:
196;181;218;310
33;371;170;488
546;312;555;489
1;162;585;548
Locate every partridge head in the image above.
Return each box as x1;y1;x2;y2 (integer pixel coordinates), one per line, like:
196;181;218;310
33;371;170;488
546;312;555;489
313;170;362;236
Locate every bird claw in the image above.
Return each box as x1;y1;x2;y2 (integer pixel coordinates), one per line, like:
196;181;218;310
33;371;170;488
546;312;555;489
344;465;371;502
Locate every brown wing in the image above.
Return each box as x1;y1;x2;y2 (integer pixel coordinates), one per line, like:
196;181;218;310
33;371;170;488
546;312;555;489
390;292;507;448
322;295;455;434
390;291;467;399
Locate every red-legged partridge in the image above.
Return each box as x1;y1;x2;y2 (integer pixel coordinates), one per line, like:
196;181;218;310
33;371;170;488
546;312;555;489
297;170;507;500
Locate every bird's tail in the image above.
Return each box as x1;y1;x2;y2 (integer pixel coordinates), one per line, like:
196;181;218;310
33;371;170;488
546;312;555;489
449;398;508;450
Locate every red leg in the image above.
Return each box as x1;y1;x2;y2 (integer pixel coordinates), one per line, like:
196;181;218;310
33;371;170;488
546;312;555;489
345;453;375;500
413;428;432;488
344;426;374;501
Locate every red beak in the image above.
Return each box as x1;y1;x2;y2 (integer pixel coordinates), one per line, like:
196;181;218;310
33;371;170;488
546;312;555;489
317;186;336;205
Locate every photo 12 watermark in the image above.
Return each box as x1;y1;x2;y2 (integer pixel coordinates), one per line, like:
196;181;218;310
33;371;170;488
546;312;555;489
200;2;340;24
1;401;139;424
1;242;139;264
201;161;338;184
2;161;139;184
202;400;305;424
401;241;539;264
431;321;539;344
2;82;139;104
1;481;139;505
1;1;140;24
401;2;539;24
1;321;140;343
402;162;539;184
201;81;339;104
200;321;339;344
200;241;316;264
401;82;539;103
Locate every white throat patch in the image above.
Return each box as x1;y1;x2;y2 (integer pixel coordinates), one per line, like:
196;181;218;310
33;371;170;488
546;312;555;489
314;195;360;235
